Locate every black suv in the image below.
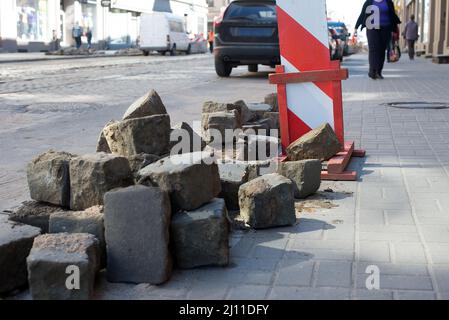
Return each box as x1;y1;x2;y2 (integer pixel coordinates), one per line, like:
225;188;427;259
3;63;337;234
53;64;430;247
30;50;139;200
214;0;280;77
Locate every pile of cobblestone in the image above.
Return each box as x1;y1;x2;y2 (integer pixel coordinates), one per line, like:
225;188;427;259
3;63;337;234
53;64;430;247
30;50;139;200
1;89;342;299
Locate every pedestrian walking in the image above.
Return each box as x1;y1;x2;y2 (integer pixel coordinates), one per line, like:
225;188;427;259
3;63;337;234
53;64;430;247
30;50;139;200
208;30;214;54
355;0;401;79
85;27;93;49
403;14;419;60
72;22;83;49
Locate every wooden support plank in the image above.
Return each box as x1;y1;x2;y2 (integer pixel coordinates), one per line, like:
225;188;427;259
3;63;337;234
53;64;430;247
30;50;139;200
321;171;357;181
327;141;354;174
269;68;349;85
353;149;366;157
275;65;291;151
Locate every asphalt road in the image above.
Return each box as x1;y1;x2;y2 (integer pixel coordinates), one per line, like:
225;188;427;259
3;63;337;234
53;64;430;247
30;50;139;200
0;53;275;211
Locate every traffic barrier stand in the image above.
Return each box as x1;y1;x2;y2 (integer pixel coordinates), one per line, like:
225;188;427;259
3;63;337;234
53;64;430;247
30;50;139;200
269;0;365;181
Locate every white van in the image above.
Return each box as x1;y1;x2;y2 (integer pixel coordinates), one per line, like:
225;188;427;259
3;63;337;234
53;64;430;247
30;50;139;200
139;12;191;56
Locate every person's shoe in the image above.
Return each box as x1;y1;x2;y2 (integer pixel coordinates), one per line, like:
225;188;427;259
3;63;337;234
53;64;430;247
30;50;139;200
376;72;384;79
368;72;378;79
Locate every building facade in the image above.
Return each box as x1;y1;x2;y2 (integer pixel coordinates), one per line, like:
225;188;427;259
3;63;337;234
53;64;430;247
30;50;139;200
0;0;61;52
206;0;231;31
0;0;208;52
396;0;449;58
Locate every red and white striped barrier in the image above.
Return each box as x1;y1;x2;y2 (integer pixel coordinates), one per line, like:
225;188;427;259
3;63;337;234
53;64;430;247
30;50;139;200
269;0;365;181
270;0;345;148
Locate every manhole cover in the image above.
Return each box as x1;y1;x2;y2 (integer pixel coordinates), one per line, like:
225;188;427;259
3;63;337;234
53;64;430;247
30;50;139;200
386;102;449;109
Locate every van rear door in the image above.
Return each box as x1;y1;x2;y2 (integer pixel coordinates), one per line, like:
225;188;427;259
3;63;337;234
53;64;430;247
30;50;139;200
140;13;168;50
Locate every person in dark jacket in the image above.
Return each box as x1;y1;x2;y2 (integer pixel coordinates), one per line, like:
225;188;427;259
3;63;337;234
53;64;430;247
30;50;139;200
85;27;93;49
403;14;419;60
355;0;401;79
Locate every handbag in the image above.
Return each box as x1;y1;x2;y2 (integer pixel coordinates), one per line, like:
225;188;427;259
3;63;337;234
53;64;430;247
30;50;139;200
389;43;401;63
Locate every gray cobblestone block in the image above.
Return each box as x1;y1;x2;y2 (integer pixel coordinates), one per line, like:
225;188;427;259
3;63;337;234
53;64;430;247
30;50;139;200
242;123;268;133
27;233;100;300
202;101;243;124
233;100;256;124
127;153;160;180
238;173;296;229
201;110;241;143
277;160;321;199
69;153;133;210
170;122;206;154
103;115;171;157
264;93;278;112
247;159;278;180
218;161;250;211
260;112;280;130
9;200;68;233
286;123;342;161
246;103;273;121
0;216;41;295
96;120;115;153
27;150;76;207
122;89;167;120
138;152;221;211
104;185;172;284
171;198;229;269
49;205;106;268
238;133;281;162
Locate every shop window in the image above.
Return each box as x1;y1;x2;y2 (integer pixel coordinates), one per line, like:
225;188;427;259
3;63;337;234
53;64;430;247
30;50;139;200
16;0;49;41
81;2;96;40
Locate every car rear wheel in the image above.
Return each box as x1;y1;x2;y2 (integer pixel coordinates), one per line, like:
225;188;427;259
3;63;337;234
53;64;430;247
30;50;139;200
248;64;258;73
215;57;232;77
186;44;191;55
142;50;150;56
